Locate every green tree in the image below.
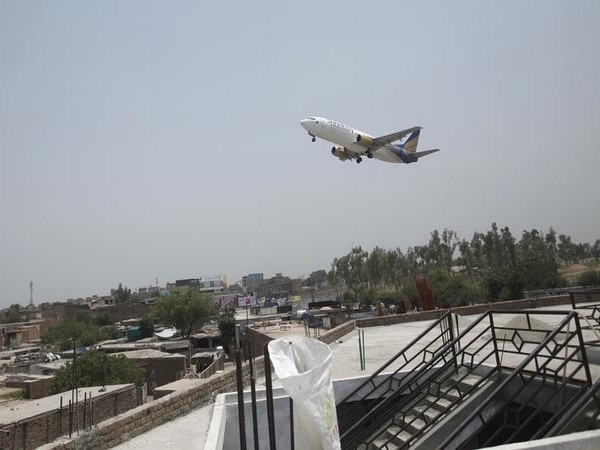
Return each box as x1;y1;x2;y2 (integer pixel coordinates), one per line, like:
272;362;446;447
484;267;523;301
92;312;112;327
114;283;132;304
305;270;328;288
366;247;386;290
577;270;600;287
49;350;144;394
154;289;216;339
518;229;562;290
42;320;112;351
558;234;576;264
593;239;600;263
139;314;155;339
217;304;237;356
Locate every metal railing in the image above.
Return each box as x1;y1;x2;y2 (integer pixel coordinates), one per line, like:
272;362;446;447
439;310;592;449
351;310;501;449
336;311;456;442
546;376;600;437
341;310;593;449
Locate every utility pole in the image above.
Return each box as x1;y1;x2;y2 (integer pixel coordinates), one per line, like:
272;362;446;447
29;281;33;308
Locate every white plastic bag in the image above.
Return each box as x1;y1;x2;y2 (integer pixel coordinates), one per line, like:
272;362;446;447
268;335;341;450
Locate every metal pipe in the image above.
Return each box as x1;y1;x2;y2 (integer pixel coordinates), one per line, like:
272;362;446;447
248;344;259;450
68;400;72;438
574;314;593;386
264;344;277;450
289;397;295;450
235;349;247;450
358;329;363;370
489;313;502;370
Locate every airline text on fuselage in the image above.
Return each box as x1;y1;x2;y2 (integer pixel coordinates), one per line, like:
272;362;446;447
328;120;354;135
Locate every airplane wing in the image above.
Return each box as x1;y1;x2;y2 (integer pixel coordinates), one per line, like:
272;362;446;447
372;126;422;148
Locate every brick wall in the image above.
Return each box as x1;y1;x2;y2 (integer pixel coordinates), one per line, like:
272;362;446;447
94;303;153;323
0;384;139;450
318;320;356;344
571;289;600;305
355;295;575;328
42;357;267;450
5;378;54;399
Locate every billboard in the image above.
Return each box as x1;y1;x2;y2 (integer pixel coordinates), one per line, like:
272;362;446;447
213;293;237;309
237;295;257;307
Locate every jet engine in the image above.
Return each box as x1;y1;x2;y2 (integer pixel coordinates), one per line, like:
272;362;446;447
331;146;349;161
355;134;374;148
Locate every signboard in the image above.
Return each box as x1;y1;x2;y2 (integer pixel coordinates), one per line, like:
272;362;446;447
213;294;237;309
237;295;257;307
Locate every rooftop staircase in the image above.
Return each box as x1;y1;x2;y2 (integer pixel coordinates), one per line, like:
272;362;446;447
337;309;597;449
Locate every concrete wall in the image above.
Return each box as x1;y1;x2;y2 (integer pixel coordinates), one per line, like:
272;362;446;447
207;374;412;450
0;385;139;450
245;326;273;358
219;389;292;450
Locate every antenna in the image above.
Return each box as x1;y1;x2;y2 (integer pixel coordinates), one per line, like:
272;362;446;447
30;281;33;307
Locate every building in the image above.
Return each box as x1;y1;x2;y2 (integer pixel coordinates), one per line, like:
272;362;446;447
241;273;264;292
167;274;227;294
115;349;187;394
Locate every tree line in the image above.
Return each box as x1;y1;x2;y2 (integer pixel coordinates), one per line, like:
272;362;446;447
324;224;600;309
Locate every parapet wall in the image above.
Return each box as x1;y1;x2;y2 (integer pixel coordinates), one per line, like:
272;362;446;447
318;320;356;344
1;384;138;450
42;357;266;450
356;295;576;328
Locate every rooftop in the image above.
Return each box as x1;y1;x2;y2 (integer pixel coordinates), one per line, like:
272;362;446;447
115;301;600;449
115;349;186;359
0;384;131;425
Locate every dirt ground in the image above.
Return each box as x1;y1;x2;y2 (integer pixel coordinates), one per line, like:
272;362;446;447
560;263;599;282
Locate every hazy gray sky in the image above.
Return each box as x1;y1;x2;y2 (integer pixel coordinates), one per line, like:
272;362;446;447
1;1;599;307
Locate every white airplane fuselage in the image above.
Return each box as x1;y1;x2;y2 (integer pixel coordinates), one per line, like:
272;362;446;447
300;117;409;163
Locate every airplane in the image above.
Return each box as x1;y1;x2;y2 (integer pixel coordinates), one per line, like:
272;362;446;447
300;116;440;164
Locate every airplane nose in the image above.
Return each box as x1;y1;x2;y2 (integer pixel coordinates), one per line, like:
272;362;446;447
300;119;311;131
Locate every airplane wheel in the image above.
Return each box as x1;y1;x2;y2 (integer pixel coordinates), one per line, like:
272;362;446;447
356;157;362;164
367;153;373;159
311;137;316;142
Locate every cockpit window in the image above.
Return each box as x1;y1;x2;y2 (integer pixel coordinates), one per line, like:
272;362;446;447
308;117;316;120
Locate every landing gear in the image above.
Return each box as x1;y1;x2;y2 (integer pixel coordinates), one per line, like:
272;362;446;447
366;151;374;159
308;132;316;142
312;137;316;142
356;157;362;164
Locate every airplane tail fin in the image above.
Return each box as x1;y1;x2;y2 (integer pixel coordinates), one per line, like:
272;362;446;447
403;129;421;153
